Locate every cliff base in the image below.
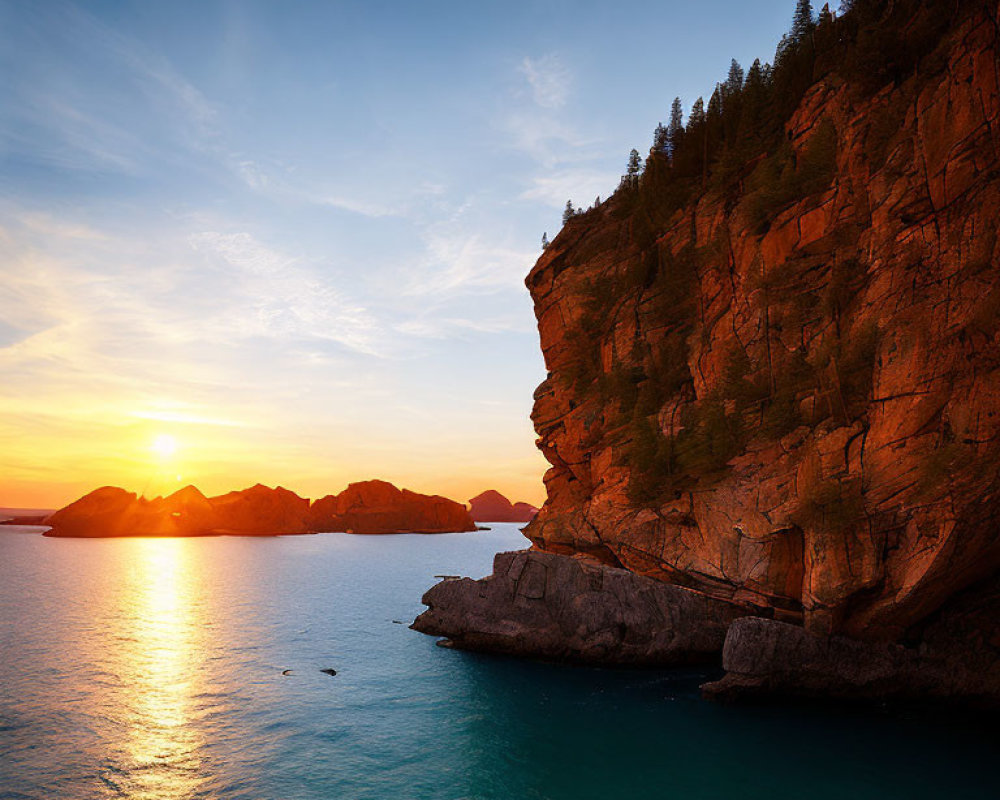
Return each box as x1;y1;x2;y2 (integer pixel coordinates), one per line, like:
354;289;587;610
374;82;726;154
412;549;759;666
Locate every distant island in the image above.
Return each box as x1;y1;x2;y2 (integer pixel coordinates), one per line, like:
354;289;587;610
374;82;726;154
0;508;54;526
467;490;537;523
42;479;476;537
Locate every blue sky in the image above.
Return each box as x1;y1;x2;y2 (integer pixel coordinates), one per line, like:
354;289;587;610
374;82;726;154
0;0;798;507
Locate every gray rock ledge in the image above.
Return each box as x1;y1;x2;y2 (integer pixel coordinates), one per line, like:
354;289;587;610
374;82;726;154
411;549;759;666
702;617;1000;704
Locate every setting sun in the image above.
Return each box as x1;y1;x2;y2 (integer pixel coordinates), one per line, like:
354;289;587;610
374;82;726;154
151;435;178;459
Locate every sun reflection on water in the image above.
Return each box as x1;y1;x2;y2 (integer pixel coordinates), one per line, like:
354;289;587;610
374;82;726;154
104;538;206;799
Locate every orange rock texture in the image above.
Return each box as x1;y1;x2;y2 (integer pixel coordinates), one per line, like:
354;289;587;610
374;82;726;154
525;5;1000;642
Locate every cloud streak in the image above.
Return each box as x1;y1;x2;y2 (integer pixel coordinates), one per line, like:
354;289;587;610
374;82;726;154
519;55;572;109
188;231;385;355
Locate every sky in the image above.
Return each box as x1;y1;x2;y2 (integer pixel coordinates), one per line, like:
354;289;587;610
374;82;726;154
0;0;796;509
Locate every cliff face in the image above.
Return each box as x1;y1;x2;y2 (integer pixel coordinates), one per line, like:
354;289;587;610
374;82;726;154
525;6;1000;642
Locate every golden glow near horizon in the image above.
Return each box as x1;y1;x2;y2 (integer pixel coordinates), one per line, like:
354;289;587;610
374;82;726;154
151;434;178;459
0;203;549;512
0;398;548;509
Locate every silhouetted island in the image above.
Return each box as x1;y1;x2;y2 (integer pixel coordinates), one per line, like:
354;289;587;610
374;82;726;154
467;490;538;523
43;480;476;537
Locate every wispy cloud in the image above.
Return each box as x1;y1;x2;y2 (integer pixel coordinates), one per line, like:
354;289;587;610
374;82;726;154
519;167;619;209
395;313;532;339
188;231;385;355
499;54;606;172
519;55;571;109
313;194;401;218
130;408;246;427
402;230;534;298
0;4;222;180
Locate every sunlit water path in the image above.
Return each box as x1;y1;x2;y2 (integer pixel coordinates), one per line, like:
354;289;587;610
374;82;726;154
1;526;996;799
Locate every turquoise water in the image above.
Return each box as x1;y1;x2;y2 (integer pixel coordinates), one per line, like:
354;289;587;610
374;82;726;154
1;526;996;800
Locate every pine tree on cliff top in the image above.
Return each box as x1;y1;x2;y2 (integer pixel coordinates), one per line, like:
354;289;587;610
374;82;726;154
667;97;684;156
792;0;814;42
562;200;575;224
653;122;669;154
689;97;705;128
725;59;744;94
625;148;642;184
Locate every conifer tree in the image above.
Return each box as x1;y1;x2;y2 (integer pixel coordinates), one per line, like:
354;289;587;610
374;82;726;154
774;33;792;68
707;85;723;120
688;97;705;128
626;148;642;179
725;59;744;95
815;3;836;52
653;123;669;153
791;0;814;43
741;58;767;141
667;97;684;156
562;200;575;224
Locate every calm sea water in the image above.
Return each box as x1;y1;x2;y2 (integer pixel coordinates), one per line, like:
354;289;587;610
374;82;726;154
1;525;996;800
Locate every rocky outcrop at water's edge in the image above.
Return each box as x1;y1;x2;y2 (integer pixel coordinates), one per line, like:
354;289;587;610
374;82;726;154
412;549;758;665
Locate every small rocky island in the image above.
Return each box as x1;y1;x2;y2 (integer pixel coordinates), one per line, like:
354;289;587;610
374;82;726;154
467;490;538;523
415;0;1000;705
44;479;476;537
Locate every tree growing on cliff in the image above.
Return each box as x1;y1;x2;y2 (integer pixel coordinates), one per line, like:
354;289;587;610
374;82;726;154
562;200;575;224
667;97;684;157
724;59;744;95
688;97;705;128
622;148;643;188
653;122;669;154
627;148;642;176
791;0;814;42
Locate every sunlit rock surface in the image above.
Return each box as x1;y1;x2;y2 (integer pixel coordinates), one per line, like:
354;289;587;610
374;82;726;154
416;4;1000;700
524;7;1000;640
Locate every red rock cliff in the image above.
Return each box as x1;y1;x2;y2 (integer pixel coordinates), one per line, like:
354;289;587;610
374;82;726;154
525;2;1000;642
